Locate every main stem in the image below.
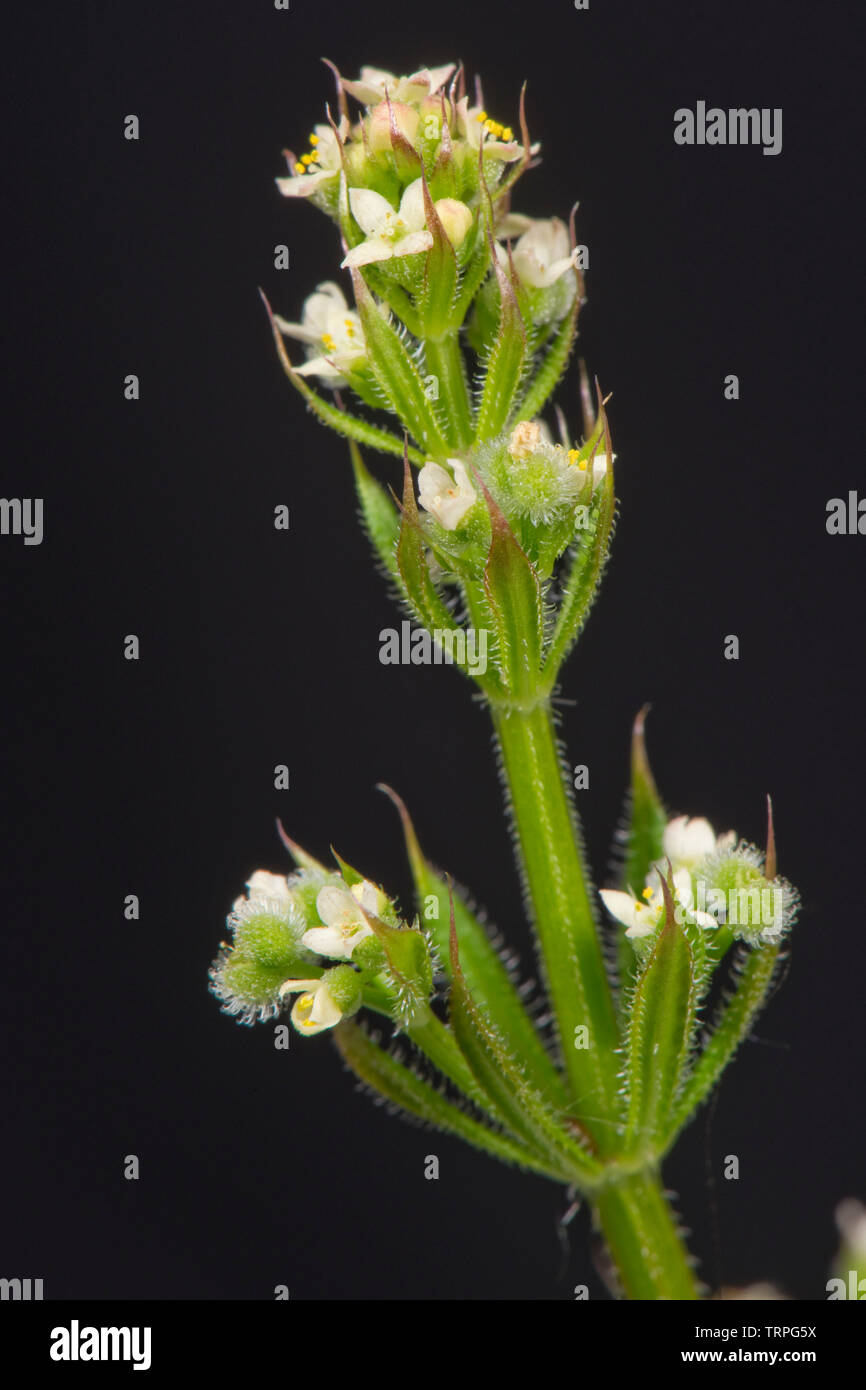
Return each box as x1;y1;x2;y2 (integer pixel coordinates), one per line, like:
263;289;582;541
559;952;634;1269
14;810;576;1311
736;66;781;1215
492;695;699;1297
491;696;620;1142
592;1169;700;1299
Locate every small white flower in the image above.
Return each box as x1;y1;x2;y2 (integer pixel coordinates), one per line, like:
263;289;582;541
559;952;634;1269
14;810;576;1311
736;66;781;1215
497;216;579;289
663;815;735;870
302;880;380;960
341;64;455;107
601;868;717;940
279;977;344;1035
275;121;346;199
274;281;365;385
341;179;472;269
417;458;477;530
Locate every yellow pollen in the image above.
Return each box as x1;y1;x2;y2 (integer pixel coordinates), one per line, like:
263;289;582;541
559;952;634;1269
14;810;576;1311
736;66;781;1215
502;126;514;141
309;133;319;145
321;333;336;351
300;152;313;165
642;887;654;901
476;110;487;122
294;162;305;175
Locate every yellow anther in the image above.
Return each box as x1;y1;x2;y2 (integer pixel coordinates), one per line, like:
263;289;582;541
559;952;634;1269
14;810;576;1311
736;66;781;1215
502;126;514;141
642;886;654;901
476;109;487;122
321;333;336;351
294;162;305;175
300;152;313;165
309;133;319;145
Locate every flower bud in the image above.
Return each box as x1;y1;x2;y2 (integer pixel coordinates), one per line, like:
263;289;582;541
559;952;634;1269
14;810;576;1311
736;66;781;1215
367;101;420;152
434;197;473;248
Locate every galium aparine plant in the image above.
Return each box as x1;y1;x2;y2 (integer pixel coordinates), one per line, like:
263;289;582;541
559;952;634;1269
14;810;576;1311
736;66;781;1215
208;61;802;1300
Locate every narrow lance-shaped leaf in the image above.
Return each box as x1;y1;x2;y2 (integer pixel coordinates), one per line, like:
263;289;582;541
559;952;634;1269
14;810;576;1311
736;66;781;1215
542;390;616;682
419;174;458;340
351;270;449;457
480;479;544;700
621;871;700;1157
378;783;570;1111
622;706;668;896
447;896;603;1186
349;440;400;584
333;1020;568;1181
474;240;527;440
666;943;781;1143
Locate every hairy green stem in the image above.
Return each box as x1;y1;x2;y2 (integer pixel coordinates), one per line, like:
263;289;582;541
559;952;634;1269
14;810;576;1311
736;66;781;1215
424;333;473;450
591;1169;700;1299
490;697;620;1147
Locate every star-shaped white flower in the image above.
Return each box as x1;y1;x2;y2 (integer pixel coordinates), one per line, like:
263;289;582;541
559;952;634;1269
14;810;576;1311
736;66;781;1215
274;281;366;385
601;867;718;940
341;179;472;269
279;977;344;1035
496;216;580;289
417;458;477;531
275;121;346;199
341;64;455;107
302;880;380;960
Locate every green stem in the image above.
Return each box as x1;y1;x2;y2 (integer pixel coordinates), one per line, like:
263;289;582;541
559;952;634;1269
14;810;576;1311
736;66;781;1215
424;333;473;450
591;1169;700;1299
490;697;621;1147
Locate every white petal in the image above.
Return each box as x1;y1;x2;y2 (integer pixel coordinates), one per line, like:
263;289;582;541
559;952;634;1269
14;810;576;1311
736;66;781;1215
302;926;351;959
663;815;718;865
348;186;396;236
275;169;337;198
292;355;345;382
599;889;643;931
390;230;434;260
316;885;361;929
398;178;426;230
273;314;321;346
309;983;343;1028
341;238;394;268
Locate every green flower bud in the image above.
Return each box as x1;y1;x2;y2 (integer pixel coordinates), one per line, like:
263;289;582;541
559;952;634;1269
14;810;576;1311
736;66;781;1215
701;842;800;947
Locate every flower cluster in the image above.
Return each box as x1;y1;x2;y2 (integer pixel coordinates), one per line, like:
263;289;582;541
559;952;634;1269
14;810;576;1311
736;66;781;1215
210;856;434;1036
601;812;799;956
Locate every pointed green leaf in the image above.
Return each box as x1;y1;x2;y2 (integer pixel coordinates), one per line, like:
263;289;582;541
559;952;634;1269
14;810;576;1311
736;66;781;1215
666;943;781;1143
474;249;527;440
349;441;400;583
448;906;602;1186
333;1020;566;1180
419;177;458;340
623;706;668;895
515;294;580;424
481;484;543;699
542;399;616;683
351;271;448;457
622;875;699;1156
379;784;570;1112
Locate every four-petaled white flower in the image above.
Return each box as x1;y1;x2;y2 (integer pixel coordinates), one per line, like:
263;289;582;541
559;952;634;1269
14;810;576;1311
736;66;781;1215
496;215;580;289
275;120;347;199
279;977;344;1035
341;179;472;269
601;867;718;941
341;64;455;107
303;880;380;960
662;815;735;870
274;282;366;385
417;458;477;531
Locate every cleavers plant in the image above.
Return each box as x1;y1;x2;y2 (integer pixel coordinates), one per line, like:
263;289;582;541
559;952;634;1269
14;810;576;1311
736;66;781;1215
209;62;800;1300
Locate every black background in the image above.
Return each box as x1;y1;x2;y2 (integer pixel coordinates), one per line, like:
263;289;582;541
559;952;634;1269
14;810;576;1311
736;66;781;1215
3;0;864;1301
